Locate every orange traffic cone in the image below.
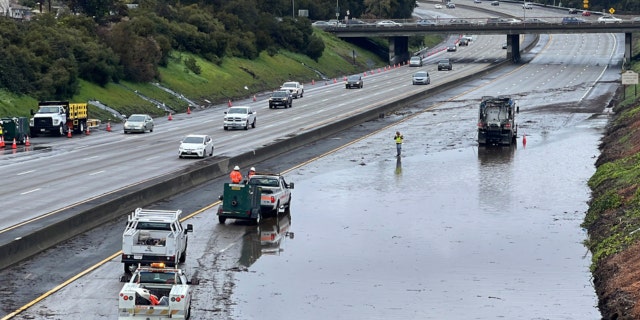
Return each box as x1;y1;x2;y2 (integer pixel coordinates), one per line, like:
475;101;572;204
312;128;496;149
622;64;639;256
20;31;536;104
12;138;17;148
253;95;257;102
25;135;31;146
67;129;72;138
228;100;232;107
0;136;5;148
168;113;173;121
522;133;527;147
312;79;315;85
187;106;191;114
107;121;112;132
85;126;90;135
364;71;367;76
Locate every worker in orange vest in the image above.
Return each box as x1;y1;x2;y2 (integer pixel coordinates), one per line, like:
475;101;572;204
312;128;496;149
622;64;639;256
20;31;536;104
230;165;243;183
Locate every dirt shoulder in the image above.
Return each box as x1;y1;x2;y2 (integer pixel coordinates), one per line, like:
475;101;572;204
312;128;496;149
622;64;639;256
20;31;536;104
586;86;640;319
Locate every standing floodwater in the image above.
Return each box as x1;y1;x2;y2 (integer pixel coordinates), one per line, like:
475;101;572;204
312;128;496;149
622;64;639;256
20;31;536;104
229;109;606;319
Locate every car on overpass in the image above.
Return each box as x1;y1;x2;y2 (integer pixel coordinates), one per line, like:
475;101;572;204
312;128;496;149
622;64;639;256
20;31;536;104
491;1;499;6
562;16;587;24
598;15;623;23
376;20;402;27
434;3;443;9
416;19;436;26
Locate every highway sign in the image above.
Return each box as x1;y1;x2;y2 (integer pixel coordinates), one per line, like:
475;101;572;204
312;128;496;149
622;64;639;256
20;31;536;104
622;70;638;85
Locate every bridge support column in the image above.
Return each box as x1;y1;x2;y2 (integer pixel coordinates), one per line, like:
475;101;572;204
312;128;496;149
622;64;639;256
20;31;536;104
389;36;409;65
625;33;632;67
506;34;520;63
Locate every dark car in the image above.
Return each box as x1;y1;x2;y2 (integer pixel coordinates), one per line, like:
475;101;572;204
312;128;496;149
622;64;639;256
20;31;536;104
491;1;499;6
446;2;456;8
438;58;452;71
345;75;364;89
459;38;469;46
268;90;293;109
562;16;586;24
447;44;457;52
568;8;578;14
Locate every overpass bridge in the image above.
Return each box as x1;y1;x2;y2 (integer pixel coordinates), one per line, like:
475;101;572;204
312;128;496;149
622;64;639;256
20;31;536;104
322;20;640;64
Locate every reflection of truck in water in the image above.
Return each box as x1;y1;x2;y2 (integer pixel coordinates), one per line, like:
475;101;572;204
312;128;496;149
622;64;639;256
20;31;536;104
238;213;294;267
118;262;198;320
477;96;518;146
217;173;294;224
30;101;88;136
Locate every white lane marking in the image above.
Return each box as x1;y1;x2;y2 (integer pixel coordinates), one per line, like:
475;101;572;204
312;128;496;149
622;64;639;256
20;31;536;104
17;170;36;176
89;170;105;176
21;188;41;195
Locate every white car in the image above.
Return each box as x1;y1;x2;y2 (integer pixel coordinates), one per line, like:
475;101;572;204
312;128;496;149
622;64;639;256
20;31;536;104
178;134;214;158
434;4;443;9
223;106;257;130
598;15;622;23
522;2;533;9
376;20;402;27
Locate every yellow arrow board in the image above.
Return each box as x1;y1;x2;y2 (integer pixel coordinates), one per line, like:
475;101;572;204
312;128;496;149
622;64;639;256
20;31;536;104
583;0;589;9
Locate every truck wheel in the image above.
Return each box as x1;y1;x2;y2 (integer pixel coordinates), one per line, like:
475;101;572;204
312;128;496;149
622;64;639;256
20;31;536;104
244;121;249;130
300;90;304;98
251;119;256;128
77;122;85;134
58;125;65;136
218;216;226;224
224;126;228;131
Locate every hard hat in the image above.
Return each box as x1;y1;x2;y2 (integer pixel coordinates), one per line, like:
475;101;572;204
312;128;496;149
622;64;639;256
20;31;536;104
250;167;255;171
233;165;240;170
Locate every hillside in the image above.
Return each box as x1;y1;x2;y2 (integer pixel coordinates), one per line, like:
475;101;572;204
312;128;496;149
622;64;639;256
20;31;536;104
584;55;640;318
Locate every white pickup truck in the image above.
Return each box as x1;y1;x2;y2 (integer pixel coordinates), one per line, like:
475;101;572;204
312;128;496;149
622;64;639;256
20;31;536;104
247;174;295;214
118;263;198;320
280;81;304;98
121;208;193;275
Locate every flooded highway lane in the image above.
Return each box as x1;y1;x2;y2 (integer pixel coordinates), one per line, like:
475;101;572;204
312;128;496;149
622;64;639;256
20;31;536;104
228;110;607;319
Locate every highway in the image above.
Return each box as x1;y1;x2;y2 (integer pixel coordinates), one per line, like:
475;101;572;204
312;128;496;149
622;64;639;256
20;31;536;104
0;2;624;319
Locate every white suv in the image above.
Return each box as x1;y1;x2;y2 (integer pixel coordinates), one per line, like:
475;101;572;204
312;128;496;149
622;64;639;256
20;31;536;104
224;106;257;130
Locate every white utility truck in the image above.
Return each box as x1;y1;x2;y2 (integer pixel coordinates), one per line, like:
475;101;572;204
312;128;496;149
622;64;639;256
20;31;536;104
121;208;193;274
118;262;198;319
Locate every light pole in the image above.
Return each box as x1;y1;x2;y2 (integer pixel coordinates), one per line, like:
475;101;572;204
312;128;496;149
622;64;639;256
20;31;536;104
292;0;294;18
336;0;339;20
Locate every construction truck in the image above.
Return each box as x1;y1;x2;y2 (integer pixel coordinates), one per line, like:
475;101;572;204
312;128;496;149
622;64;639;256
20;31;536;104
29;101;88;136
121;208;193;275
0;117;30;144
477;95;519;146
118;262;198;320
217;173;294;224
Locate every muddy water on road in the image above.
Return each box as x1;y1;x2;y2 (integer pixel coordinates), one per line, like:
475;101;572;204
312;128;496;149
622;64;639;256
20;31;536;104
230;111;607;319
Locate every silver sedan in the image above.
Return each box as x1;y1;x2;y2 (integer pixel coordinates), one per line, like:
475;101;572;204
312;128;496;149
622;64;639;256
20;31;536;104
123;114;154;133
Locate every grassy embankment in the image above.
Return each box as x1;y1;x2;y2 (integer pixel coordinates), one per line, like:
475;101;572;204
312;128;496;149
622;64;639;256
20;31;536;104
0;30;442;123
582;42;640;316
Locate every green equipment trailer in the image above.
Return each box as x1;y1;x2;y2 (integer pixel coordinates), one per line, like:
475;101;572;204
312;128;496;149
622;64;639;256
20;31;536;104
217;183;263;224
1;117;30;144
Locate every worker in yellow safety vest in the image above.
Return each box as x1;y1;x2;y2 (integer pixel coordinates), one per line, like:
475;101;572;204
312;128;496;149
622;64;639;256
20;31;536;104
394;131;403;157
